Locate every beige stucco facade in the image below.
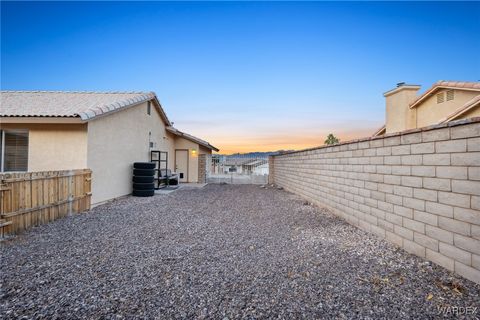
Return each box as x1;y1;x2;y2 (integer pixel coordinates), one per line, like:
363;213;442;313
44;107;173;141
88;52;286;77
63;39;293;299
1;100;215;206
1;123;88;171
385;86;419;134
86;101;178;204
380;82;480;135
174;137;197;183
170;137;213;184
460;106;480;119
415;90;479;128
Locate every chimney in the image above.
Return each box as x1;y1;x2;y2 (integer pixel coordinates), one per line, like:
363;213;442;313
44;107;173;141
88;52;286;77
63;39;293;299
383;82;421;133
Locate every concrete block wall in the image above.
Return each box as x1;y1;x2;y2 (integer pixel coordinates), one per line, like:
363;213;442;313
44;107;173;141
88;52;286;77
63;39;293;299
270;118;480;284
268;156;275;184
198;154;207;184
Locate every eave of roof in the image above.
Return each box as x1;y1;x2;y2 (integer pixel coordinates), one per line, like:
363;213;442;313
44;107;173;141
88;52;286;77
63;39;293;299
150;96;171;127
0;117;84;124
75;92;156;120
439;95;480;124
372;125;386;137
74;93;171;125
409;81;480;109
166;126;219;152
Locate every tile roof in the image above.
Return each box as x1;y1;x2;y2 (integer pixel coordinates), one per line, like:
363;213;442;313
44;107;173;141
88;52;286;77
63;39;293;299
166;126;219;152
0;91;170;123
409;81;480;109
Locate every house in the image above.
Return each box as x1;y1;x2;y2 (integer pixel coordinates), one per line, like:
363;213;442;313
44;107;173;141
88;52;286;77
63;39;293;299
214;157;269;175
242;158;268;175
373;81;480;136
0;91;218;205
222;158;251;174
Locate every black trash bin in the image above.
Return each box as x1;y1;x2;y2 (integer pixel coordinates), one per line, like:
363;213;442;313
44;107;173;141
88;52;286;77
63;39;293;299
132;162;155;197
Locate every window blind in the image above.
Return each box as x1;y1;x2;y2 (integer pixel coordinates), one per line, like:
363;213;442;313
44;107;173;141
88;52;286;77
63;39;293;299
3;131;29;171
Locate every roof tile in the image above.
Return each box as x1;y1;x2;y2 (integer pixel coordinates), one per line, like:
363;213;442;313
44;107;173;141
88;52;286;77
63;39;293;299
0;91;157;120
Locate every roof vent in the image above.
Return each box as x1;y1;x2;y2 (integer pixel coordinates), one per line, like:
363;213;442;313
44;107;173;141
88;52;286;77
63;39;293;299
437;92;445;104
397;82;406;87
446;90;454;101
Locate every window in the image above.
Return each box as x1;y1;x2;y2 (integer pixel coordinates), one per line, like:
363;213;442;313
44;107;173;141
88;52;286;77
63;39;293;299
0;130;29;172
436;92;445;104
446;90;454;101
147;101;151;115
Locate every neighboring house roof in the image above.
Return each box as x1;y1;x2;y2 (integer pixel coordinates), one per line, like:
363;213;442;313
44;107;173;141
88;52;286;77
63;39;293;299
242;159;268;166
222;159;252;166
221;158;267;166
439;95;480;124
373;80;480;137
409;81;480;109
166;126;219;152
0;90;171;124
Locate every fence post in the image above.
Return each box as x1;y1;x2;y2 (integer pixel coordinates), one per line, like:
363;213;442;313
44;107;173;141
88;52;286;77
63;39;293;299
268;156;275;185
67;170;73;216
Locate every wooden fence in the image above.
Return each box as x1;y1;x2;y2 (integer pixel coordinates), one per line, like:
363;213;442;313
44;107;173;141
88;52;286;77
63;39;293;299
0;169;92;237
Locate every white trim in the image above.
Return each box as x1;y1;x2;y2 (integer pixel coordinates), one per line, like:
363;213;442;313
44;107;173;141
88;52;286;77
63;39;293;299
0;129;29;172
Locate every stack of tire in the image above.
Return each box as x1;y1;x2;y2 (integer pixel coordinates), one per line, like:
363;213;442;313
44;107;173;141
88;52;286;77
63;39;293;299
132;162;155;197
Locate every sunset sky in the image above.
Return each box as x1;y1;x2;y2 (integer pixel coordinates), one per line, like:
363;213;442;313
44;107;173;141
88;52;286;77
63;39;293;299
2;2;479;154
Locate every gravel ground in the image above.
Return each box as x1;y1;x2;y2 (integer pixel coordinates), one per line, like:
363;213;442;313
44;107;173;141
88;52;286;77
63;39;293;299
1;184;479;319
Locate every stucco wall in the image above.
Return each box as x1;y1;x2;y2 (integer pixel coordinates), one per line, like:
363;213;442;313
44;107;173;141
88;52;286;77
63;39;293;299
416;90;478;128
270;119;480;283
2;103;214;203
460;107;480;120
199;145;212;155
1;123;88;171
385;88;419;134
172;139;212;183
174;137;199;183
87;101;175;205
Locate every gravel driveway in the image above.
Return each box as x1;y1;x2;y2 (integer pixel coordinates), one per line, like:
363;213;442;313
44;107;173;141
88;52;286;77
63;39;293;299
1;184;479;319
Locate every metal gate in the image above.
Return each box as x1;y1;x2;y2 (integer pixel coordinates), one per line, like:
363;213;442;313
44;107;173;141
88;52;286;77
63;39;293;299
206;154;269;184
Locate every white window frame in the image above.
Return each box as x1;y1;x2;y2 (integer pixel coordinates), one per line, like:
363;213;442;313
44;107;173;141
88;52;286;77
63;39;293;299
0;129;29;172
